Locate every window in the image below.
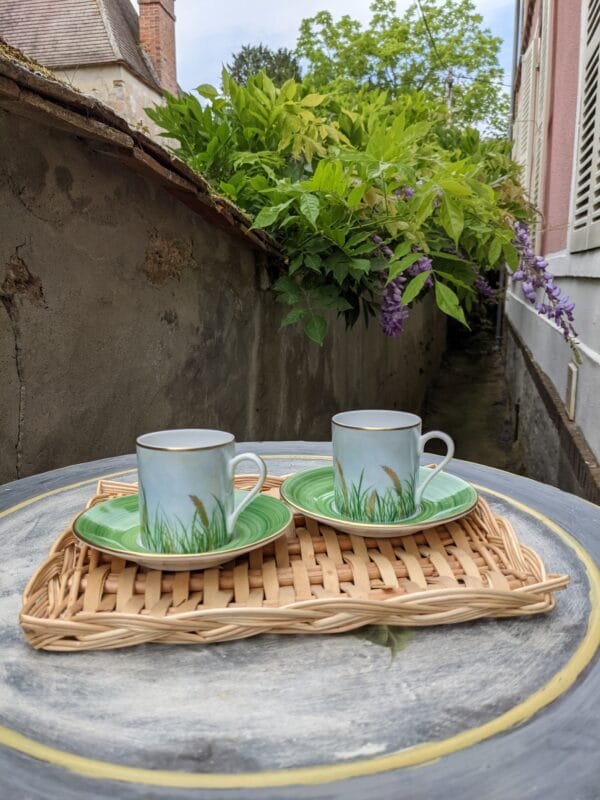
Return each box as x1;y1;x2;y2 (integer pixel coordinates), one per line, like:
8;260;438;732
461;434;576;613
571;0;600;252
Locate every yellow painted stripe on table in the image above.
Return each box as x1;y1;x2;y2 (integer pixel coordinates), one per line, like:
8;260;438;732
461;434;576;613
0;458;598;789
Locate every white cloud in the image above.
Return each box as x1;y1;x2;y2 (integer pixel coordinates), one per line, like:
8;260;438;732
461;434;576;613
142;0;516;91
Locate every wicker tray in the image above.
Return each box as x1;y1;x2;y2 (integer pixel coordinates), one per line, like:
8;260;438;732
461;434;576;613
20;475;569;651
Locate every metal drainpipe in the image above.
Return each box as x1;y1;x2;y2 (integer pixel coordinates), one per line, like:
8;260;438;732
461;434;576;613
495;0;523;349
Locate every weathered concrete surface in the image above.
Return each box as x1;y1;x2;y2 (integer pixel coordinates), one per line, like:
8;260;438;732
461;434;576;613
0;110;445;482
0;446;598;800
504;323;600;503
423;348;524;473
0;277;19;480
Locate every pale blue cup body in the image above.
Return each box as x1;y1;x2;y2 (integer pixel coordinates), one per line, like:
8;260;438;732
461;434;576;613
136;429;266;554
332;410;454;523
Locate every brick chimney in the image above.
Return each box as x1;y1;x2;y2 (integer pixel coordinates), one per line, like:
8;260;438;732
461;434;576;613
138;0;178;95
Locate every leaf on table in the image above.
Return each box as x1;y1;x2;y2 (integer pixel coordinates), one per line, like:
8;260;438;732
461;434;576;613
351;625;414;662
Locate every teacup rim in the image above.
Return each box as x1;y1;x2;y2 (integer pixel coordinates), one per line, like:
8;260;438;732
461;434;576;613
332;409;421;431
136;428;235;452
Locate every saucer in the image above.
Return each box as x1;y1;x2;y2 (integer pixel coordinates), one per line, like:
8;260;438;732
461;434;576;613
280;467;478;537
73;491;293;571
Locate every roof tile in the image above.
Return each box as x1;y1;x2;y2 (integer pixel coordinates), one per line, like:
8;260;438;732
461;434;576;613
0;0;160;88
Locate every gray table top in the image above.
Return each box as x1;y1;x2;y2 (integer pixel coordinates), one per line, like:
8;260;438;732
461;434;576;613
1;442;599;800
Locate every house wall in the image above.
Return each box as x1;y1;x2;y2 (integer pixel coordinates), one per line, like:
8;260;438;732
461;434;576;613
540;0;582;254
54;64;165;139
507;0;600;499
0;109;446;483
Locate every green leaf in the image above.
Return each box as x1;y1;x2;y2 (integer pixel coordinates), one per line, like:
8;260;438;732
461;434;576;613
196;83;218;100
438;177;471;197
288;254;304;274
274;275;300;303
402;271;431;305
313;285;352;310
429;250;470;263
299;193;320;226
413;188;435;226
349;258;370;272
347;183;367;207
304;253;321;271
503;242;519;269
433;270;474;292
434;281;468;326
304;315;327;344
301;93;326;107
489;237;503;265
393;241;412;260
281;308;304;326
252;200;292;229
439;195;464;245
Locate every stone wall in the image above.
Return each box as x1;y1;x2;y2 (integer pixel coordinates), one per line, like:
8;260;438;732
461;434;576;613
504;323;600;504
0;109;446;483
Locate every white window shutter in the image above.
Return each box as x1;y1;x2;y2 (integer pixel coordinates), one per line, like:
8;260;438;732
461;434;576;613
571;0;600;251
532;9;549;234
514;43;535;190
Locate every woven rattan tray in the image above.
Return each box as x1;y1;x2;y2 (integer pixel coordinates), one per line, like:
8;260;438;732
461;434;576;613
20;475;569;651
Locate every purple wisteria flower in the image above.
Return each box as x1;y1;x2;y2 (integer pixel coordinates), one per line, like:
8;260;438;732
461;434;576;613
377;246;435;337
511;222;577;343
407;255;433;288
475;274;494;298
393;186;415;201
380;274;410;337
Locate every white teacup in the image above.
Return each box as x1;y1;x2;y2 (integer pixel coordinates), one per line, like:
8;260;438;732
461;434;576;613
332;410;454;523
136;429;266;554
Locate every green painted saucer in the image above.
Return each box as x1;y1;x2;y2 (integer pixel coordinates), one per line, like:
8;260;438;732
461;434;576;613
73;491;293;571
280;467;478;537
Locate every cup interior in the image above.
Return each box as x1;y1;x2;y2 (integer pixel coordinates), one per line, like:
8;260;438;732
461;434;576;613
136;429;234;451
332;410;421;430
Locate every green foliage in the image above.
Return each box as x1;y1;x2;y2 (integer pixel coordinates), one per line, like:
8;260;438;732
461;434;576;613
297;0;509;134
226;44;301;87
147;70;526;344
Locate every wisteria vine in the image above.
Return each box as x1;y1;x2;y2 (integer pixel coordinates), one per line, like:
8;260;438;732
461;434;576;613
375;217;578;350
511;222;577;346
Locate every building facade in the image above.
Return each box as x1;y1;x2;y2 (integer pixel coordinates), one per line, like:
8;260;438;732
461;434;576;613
510;0;600;499
0;0;177;135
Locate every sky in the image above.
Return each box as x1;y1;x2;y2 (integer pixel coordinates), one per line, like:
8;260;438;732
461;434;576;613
142;0;516;93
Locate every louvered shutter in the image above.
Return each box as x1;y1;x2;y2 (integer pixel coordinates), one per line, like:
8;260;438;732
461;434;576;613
571;0;600;251
514;43;536;191
532;7;550;241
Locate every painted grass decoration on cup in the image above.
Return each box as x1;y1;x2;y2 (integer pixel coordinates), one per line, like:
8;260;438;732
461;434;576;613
140;488;228;554
334;460;418;523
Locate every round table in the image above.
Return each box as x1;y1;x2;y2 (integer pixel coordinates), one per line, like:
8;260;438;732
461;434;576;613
1;443;599;800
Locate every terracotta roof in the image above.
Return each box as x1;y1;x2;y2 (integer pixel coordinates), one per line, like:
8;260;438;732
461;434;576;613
0;41;280;258
0;0;160;90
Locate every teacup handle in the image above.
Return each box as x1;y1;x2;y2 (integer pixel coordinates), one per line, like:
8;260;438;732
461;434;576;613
414;431;455;507
227;452;267;533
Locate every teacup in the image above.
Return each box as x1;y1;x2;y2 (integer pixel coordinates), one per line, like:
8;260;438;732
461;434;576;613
136;429;266;554
332;410;454;523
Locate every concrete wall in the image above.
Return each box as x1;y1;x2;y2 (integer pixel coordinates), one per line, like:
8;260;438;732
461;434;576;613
0;110;446;483
54;64;165;139
504;323;600;504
